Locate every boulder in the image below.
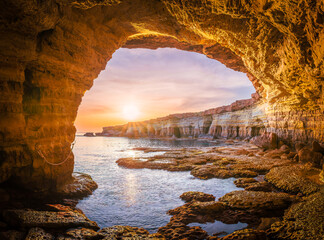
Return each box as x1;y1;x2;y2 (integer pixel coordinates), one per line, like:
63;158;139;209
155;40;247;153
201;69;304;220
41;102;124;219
298;147;323;168
250;133;278;150
56;172;98;198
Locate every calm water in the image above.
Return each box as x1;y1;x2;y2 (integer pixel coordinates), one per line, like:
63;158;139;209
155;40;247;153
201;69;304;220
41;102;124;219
74;136;242;234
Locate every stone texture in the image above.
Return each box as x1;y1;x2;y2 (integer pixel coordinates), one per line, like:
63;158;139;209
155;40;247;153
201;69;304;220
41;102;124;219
25;227;54;240
56;172;98;198
3;208;99;230
180;191;216;203
265;165;320;195
221;229;267;240
250;132;278;150
269;192;324;240
218;190;296;212
0;0;323;190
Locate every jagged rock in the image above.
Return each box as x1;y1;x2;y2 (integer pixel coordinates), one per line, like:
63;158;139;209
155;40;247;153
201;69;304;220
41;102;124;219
265;165;320;196
3;208;99;230
25;227;54;240
269;192;324;240
180;191;215;202
56;172;98;198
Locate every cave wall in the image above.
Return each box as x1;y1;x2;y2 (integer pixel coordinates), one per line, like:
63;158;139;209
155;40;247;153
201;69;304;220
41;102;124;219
0;0;323;190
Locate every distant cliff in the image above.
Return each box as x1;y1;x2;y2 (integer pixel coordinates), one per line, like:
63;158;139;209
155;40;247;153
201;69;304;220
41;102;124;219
101;93;268;139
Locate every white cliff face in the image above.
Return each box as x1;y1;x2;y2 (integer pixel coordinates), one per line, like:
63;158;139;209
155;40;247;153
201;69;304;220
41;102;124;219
102;98;268;140
208;103;267;139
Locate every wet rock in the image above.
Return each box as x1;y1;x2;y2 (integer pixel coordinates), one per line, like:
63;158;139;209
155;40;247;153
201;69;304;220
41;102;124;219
180;191;215;202
298;147;323;168
221;229;267;240
250;133;278;150
265;165;320;195
190;201;227;215
233;178;258;188
3;208;99;230
25;227;54;240
269;192;324;240
57;172;98;198
219;191;296;213
244;182;273;192
0;230;25;240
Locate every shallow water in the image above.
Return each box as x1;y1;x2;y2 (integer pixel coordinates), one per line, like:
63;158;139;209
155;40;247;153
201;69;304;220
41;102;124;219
74;136;242;233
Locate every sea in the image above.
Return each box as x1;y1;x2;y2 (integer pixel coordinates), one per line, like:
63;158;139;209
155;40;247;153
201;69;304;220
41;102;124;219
73;135;247;236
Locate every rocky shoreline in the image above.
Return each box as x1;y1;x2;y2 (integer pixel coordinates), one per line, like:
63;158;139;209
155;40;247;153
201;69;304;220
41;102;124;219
1;136;323;239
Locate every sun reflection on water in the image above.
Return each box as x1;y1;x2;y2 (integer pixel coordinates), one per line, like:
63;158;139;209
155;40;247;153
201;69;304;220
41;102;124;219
124;173;138;206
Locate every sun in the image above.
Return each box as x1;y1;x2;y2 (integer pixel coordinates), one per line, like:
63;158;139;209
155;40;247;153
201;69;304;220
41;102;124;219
122;104;140;121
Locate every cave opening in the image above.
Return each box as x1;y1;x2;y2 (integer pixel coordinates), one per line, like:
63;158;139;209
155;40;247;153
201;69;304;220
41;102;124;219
72;46;257;231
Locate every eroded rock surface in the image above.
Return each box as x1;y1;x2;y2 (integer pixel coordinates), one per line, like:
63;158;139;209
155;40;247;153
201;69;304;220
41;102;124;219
269;192;324;240
3;207;99;230
265;165;321;195
0;0;323;190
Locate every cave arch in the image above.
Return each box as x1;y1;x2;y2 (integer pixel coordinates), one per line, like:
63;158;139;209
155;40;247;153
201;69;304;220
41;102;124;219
0;0;323;190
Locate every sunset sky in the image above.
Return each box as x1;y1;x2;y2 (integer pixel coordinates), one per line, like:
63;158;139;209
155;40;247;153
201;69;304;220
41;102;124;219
75;48;255;132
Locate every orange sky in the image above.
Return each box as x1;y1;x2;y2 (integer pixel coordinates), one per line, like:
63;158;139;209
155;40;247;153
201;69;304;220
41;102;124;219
75;48;255;133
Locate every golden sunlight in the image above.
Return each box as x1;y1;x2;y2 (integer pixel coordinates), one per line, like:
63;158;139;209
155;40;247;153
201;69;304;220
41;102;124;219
122;104;140;121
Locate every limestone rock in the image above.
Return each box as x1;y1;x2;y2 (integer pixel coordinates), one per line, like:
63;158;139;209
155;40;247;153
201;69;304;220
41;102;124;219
269;192;324;240
265;165;320;196
298;147;324;168
218;191;296;212
221;229;267;240
56;172;98;198
250;133;278;150
233;178;258;188
180;191;215;203
244;182;273;192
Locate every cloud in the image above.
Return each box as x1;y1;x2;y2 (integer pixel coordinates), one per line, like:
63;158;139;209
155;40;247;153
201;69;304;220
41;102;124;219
75;48;255;132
